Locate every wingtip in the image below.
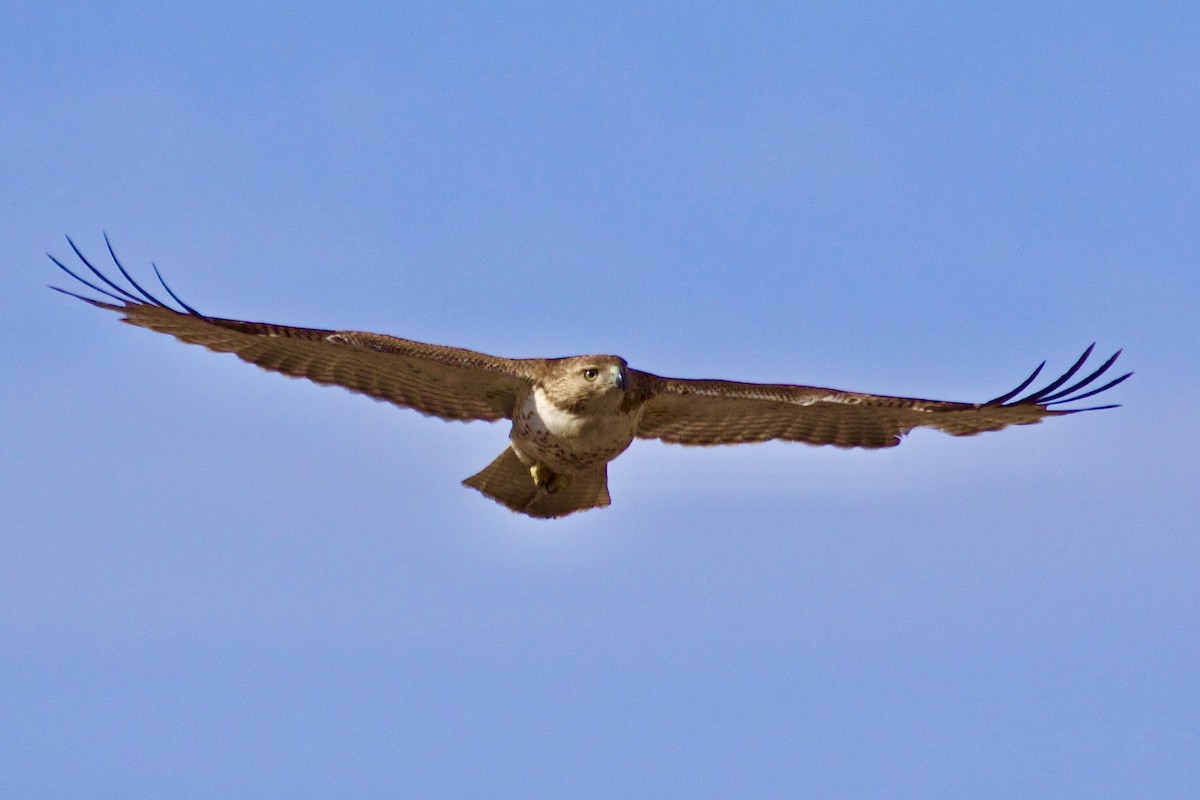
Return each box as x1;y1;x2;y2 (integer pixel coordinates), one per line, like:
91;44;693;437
48;283;78;298
48;235;203;316
151;260;202;315
1054;402;1121;415
983;359;1046;406
988;345;1130;411
48;283;119;309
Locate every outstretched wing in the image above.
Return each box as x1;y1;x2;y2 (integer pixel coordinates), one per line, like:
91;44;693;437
632;347;1130;449
49;237;538;422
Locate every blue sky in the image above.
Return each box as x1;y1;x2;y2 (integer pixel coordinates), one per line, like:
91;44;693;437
2;3;1197;797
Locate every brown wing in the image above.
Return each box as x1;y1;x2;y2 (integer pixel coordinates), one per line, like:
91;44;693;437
632;347;1130;449
49;238;538;422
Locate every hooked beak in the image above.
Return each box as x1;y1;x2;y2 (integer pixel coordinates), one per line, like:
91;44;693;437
611;365;626;390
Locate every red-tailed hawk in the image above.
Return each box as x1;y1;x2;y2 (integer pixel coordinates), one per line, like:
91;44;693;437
50;238;1131;519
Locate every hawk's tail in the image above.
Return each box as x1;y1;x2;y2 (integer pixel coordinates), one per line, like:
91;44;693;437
462;446;611;519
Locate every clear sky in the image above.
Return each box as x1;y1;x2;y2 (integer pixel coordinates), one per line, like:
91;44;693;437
2;3;1197;797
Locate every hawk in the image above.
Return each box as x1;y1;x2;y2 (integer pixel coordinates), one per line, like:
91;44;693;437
50;238;1131;519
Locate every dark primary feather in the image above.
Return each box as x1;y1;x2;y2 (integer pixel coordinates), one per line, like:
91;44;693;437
49;238;538;422
632;346;1130;449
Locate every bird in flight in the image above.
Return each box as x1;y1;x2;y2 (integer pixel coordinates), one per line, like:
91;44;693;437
50;237;1131;519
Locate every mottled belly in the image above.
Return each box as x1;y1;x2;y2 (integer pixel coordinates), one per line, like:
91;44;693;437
511;393;637;473
512;423;634;472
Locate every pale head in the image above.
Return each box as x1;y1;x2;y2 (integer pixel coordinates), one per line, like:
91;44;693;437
541;355;628;413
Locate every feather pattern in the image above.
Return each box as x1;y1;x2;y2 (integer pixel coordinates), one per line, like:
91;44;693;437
50;237;538;422
631;346;1130;449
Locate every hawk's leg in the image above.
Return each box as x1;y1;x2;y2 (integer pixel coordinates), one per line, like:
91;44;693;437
529;462;551;487
529;462;573;494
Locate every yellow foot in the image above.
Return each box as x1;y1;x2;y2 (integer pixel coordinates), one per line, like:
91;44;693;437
529;463;573;494
530;463;552;488
547;473;573;494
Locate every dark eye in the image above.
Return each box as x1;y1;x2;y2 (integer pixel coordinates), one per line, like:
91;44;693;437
582;368;599;381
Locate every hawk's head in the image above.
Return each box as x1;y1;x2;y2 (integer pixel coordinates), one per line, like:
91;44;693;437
543;355;628;413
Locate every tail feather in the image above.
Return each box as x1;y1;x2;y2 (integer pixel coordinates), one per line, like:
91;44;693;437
462;447;611;519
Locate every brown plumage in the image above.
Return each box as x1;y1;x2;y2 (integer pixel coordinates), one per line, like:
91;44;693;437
50;237;1131;519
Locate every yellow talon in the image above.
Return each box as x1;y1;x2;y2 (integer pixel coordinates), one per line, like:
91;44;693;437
547;473;573;494
529;463;572;493
530;463;552;488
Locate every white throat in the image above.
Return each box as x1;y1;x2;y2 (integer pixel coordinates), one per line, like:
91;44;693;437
530;387;586;437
